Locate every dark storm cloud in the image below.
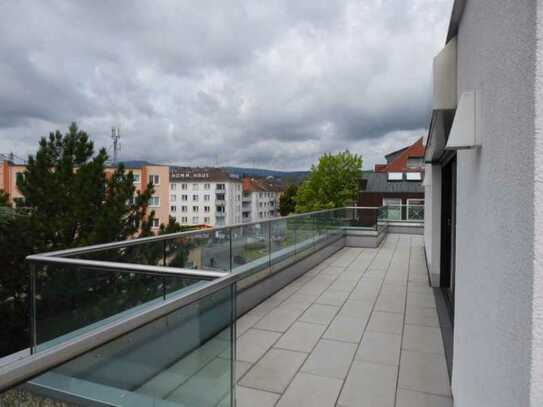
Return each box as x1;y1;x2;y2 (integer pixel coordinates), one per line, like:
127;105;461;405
0;0;453;170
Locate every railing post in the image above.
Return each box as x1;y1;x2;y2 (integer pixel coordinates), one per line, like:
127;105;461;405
230;282;237;407
162;240;167;300
29;263;37;354
268;221;272;270
228;228;233;272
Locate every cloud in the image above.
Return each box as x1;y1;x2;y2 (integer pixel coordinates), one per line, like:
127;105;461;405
0;0;453;170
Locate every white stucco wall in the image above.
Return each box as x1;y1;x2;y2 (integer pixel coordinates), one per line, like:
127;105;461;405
532;4;543;405
452;1;537;406
424;164;442;287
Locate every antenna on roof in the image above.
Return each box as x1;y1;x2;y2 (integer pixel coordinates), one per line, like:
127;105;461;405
111;127;121;164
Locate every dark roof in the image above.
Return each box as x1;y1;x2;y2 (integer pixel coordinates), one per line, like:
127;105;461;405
361;172;424;193
384;146;408;163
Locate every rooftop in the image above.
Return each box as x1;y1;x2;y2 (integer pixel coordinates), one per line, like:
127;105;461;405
0;207;447;407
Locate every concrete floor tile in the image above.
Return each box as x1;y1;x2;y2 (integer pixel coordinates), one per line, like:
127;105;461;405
402;325;444;354
235;361;252;381
405;305;440;327
299;304;339;325
236;329;281;363
276;372;343;407
240;348;308;393
236;313;263;338
274;321;326;353
337;361;397;407
316;289;350;307
367;311;404;335
323;315;365;343
356;331;401;366
374;293;405;313
398;351;450;396
255;305;305;332
339;299;373;319
406;292;436;308
396;388;453;407
234;385;280;407
301;339;357;379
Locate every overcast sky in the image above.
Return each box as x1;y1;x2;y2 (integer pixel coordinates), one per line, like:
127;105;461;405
0;0;452;170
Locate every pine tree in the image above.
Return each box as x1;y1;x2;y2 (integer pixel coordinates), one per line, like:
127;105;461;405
0;123;163;356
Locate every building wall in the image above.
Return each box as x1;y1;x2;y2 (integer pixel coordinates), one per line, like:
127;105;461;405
170;179;242;227
452;1;536;406
423;164;442;286
533;3;543;405
141;165;170;230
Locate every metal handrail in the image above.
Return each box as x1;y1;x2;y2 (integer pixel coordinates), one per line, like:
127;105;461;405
0;221;350;392
0;270;241;393
0;206;385;393
30;206;377;259
26;255;228;280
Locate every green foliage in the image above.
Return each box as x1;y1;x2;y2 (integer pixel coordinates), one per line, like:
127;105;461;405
279;184;298;216
295;151;362;213
0;190;10;207
0;123;172;357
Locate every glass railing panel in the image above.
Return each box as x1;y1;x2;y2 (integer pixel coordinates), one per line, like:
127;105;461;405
31;262;207;350
28;283;235;407
73;240;167;265
162;230;230;272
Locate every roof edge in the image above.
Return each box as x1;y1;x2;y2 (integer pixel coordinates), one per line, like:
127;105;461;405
446;0;467;43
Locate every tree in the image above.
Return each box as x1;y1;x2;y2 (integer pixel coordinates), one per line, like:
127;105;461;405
0;123;162;356
0;190;10;207
295;151;362;213
279;184;298;216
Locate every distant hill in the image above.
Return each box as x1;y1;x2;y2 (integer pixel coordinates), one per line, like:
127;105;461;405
222;167;309;183
112;161;309;183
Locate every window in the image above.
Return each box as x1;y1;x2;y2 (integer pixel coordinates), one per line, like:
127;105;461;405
192;183;199;191
181;206;187;212
171;205;176;212
181;194;188;201
149;174;160;185
181;183;187;190
181;216;188;223
193;206;199;212
204;183;210;190
204;206;210;212
149;196;160;207
216;183;225;190
406;172;422;181
382;198;402;220
170;183;176;190
406;157;424;169
193;194;199;201
170;194;176;201
192;216;199;224
387;172;403;181
132;174;140;184
204;194;210;201
152;218;160;228
204;217;210;223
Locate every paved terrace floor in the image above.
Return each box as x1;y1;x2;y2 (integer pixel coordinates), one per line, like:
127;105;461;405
233;234;452;407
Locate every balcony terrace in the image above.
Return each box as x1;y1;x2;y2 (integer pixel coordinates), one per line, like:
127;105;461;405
0;207;448;407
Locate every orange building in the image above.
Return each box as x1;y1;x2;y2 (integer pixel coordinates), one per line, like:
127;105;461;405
1;160;170;232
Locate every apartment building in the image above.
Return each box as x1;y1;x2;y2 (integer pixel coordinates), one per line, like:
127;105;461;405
116;162;170;231
359;138;425;221
1;159;170;231
241;177;280;223
169;167;242;227
0;159;26;203
424;1;543;405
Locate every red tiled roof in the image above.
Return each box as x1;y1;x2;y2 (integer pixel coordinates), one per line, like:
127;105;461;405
374;137;425;172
